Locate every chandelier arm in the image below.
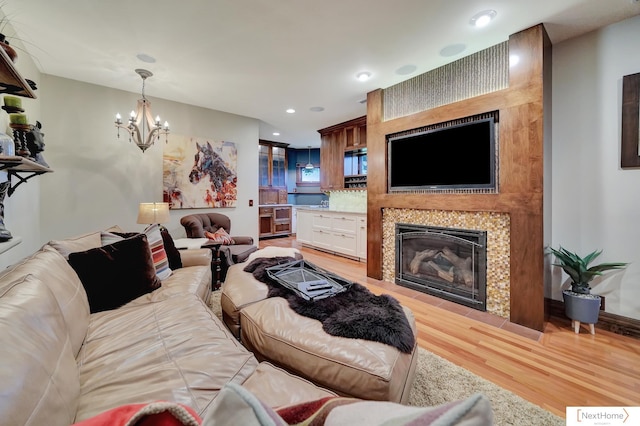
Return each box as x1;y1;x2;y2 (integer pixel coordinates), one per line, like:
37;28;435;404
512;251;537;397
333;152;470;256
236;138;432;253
125;121;142;147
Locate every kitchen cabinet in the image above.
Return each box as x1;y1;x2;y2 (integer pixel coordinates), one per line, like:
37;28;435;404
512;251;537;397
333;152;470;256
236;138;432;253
318;116;366;190
296;208;366;261
343;117;367;150
259;205;292;238
296;209;313;244
357;216;367;260
259;140;288;205
319;130;342;191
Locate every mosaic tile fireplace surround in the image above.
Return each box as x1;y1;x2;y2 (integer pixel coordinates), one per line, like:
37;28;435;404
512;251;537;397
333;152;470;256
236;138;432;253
383;208;511;319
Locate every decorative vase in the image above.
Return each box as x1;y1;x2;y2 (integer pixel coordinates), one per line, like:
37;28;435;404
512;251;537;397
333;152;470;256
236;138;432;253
0;132;14;156
562;290;601;324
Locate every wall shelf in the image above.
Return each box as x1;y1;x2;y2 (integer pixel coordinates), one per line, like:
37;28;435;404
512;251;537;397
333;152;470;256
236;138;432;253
0;236;22;255
0;155;53;196
0;45;37;98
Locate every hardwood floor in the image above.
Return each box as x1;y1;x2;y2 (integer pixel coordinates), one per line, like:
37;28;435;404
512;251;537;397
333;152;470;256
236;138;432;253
258;236;640;419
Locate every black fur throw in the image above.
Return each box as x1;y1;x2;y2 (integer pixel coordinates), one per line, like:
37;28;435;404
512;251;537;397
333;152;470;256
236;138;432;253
243;257;415;353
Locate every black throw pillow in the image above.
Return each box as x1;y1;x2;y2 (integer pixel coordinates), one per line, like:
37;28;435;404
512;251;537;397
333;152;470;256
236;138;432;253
160;229;183;270
68;233;162;313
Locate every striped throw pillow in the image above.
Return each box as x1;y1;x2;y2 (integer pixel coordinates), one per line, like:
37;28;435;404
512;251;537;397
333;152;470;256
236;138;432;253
143;224;172;280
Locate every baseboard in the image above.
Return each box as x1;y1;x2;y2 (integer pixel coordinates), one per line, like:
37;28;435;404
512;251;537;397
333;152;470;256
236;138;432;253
546;298;640;339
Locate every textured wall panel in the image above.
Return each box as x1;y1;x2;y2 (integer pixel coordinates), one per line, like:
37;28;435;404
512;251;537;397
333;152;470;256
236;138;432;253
383;42;509;120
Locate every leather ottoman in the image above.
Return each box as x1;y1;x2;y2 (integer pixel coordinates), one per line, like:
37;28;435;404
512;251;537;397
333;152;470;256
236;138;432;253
220;246;302;339
239;297;418;403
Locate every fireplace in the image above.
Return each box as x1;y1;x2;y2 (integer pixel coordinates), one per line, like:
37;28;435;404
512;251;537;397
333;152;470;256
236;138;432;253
395;224;487;310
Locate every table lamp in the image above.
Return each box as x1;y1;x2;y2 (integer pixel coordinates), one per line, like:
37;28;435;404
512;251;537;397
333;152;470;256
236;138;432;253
137;202;170;229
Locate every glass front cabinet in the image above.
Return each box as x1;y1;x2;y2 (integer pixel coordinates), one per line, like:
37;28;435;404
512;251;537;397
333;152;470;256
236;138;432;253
258;140;289;205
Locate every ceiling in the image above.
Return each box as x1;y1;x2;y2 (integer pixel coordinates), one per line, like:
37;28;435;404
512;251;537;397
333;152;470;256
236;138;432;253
1;1;639;148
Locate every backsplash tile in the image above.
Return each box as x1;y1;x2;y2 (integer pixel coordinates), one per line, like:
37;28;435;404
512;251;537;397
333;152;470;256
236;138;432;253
327;190;367;212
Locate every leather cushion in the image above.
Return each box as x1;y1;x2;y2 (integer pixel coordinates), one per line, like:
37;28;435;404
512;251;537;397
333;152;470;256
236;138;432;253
68;234;161;313
0;274;80;425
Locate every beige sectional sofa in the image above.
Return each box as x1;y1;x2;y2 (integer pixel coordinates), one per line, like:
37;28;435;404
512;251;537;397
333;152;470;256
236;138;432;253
0;229;334;425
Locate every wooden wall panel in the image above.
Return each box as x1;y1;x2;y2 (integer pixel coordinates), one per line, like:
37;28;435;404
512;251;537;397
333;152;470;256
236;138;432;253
621;72;640;168
366;24;549;331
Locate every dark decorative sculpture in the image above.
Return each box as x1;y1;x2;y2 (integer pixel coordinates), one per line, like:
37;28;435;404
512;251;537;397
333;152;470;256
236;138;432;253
10;121;48;167
0;181;12;242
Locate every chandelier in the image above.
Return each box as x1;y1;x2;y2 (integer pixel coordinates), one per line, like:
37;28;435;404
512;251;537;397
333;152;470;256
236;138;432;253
115;69;169;152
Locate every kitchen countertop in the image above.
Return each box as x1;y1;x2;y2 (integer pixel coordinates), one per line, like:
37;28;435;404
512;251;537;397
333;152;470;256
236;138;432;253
295;206;366;215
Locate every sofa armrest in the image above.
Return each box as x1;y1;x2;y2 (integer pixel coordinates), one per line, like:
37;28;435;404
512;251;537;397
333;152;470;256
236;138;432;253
232;236;254;245
179;249;212;267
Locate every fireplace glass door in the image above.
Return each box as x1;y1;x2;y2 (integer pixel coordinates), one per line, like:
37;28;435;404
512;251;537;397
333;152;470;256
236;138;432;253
395;224;487;310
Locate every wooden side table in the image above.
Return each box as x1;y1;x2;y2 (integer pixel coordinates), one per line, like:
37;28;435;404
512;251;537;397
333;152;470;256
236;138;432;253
202;241;223;291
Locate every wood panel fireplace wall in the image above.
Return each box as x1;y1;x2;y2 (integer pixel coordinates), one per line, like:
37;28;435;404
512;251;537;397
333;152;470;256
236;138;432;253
365;24;551;331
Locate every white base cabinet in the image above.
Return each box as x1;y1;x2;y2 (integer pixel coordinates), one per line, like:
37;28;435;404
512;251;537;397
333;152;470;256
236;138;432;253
296;209;366;261
296;210;313;244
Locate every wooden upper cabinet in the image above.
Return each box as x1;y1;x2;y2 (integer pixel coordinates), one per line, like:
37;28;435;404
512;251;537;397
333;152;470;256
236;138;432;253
318;116;366;191
319;130;343;190
258;140;288;204
343;116;367;150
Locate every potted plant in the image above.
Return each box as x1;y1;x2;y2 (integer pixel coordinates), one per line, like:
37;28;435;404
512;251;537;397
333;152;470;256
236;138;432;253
549;246;627;333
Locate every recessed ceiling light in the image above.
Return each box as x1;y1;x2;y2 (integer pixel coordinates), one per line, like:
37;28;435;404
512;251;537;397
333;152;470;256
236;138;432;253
310;106;325;112
440;43;466;57
286;108;295;114
356;71;371;82
470;10;497;28
509;55;520;67
395;65;417;75
273;132;280;136
136;53;156;63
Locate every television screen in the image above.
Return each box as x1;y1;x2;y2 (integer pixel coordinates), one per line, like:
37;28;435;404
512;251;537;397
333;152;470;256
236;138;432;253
388;118;496;191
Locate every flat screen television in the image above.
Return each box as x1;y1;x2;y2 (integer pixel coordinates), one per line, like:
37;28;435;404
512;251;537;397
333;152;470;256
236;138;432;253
388;117;496;191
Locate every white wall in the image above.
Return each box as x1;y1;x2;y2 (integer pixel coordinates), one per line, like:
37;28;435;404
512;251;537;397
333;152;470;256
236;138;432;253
551;15;640;319
0;73;259;270
37;75;260;244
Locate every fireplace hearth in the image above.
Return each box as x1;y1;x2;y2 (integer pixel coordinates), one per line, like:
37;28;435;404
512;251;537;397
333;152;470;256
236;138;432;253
395;224;487;310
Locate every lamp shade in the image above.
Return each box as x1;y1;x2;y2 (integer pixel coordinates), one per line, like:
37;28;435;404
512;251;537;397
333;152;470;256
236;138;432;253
137;202;170;224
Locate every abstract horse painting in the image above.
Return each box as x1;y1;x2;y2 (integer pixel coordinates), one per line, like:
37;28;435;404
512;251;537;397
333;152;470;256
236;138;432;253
163;135;237;208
